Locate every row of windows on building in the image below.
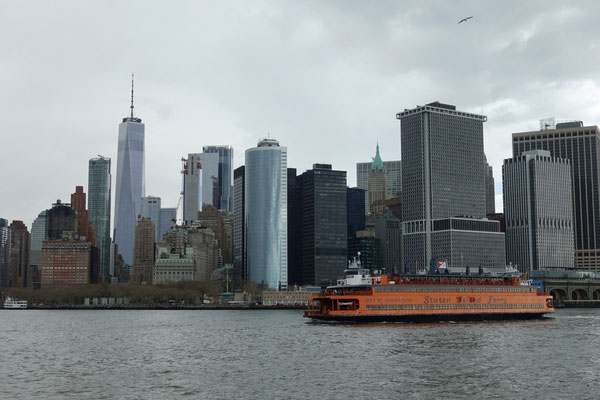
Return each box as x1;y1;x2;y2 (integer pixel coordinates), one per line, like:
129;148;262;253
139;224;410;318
506;219;573;229
515;130;595;141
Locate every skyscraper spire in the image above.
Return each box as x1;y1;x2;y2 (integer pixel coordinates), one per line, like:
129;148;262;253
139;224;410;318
371;142;384;170
130;73;135;119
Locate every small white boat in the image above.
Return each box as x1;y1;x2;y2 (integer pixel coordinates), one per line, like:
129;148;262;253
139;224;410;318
3;297;27;309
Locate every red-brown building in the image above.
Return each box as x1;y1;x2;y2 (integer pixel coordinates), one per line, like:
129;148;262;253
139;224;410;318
71;186;90;240
9;220;30;288
41;233;91;288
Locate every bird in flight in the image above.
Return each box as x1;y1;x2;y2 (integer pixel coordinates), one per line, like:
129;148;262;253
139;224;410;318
458;16;473;24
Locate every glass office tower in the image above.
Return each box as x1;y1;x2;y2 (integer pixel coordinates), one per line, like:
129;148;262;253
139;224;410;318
245;139;287;289
88;156;112;282
114;83;145;266
203;146;233;212
140;196;161;242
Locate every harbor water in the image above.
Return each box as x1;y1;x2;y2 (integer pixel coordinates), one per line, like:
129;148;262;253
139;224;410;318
1;308;599;399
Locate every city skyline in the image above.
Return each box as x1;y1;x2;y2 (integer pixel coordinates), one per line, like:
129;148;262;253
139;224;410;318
3;2;600;226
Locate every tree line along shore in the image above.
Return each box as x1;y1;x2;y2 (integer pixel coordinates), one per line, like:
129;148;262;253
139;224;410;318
0;280;268;307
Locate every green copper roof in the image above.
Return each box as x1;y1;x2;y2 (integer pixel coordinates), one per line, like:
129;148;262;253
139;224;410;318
371;143;384;170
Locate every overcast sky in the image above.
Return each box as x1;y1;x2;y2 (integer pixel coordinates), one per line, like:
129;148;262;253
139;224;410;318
2;0;600;228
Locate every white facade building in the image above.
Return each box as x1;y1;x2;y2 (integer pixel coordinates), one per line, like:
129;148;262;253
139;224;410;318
182;153;203;224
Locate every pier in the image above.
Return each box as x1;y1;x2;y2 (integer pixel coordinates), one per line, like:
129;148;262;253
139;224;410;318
529;270;600;307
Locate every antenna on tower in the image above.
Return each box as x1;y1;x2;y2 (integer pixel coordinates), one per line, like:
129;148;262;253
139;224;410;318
130;73;135;119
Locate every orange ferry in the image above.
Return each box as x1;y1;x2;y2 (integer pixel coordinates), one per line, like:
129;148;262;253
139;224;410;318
304;260;554;322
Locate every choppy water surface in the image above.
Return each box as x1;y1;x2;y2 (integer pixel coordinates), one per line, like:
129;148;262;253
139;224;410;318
1;309;599;399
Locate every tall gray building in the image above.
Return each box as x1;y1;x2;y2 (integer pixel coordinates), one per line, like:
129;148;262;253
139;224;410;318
357;155;402;215
199;152;219;209
88;156;111;282
484;156;495;215
296;164;347;286
375;212;402;274
203;146;233;212
245;138;287;289
28;211;47;283
182;154;203;224
140;196;161;242
159;207;177;242
0;219;10;287
503;150;574;272
397;102;505;273
114;79;145;265
233;166;246;282
512;122;599;270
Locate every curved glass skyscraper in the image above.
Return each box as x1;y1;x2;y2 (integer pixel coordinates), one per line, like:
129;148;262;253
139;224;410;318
245;138;287;289
114;82;145;266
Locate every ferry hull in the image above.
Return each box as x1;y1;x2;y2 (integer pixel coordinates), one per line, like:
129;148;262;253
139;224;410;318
306;312;550;323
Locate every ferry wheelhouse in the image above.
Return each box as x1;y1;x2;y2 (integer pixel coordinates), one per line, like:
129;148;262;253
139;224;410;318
304;260;554;322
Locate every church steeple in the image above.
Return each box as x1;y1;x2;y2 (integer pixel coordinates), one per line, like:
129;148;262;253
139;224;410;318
371;142;384;170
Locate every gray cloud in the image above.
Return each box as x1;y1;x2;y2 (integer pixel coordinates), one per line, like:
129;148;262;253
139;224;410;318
2;0;600;227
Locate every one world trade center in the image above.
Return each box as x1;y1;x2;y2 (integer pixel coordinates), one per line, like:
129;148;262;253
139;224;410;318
114;77;145;266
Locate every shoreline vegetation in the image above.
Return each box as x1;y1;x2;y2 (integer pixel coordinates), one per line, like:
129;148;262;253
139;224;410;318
0;280;275;308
